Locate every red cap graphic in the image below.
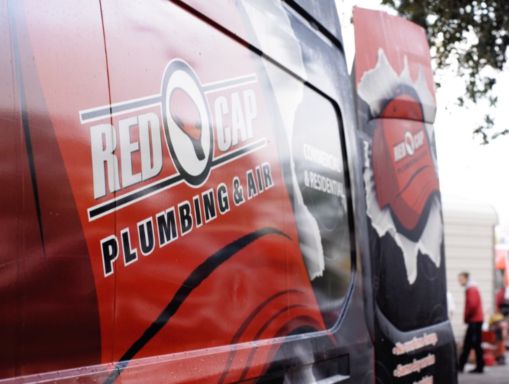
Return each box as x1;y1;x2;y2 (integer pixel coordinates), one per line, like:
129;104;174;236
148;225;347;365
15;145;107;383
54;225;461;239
372;98;439;231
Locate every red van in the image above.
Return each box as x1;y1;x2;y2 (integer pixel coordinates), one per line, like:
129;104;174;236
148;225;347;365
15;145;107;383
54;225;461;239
0;1;455;383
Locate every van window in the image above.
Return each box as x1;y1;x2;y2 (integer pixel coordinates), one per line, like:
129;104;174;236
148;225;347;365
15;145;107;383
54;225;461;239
287;84;352;327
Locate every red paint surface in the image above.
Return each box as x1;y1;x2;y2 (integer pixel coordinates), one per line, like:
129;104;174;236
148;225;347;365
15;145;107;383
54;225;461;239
1;1;333;381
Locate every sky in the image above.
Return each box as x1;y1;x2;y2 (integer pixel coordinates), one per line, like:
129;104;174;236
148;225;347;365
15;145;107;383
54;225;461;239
336;0;509;233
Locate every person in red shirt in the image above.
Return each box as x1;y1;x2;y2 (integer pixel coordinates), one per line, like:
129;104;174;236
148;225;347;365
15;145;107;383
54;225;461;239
458;271;484;373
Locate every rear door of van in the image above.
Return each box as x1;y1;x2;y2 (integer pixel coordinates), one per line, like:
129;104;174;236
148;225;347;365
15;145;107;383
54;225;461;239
353;7;457;383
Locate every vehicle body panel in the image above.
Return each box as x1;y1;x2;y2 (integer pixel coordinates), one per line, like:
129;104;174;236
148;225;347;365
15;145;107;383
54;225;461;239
353;7;457;383
1;1;372;382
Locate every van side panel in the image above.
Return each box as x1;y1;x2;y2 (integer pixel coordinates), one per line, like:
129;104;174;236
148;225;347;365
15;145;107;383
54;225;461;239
0;2;27;377
0;1;373;382
0;0;111;378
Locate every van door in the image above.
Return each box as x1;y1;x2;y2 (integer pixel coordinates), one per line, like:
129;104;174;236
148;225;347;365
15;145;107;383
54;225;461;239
353;7;457;383
94;0;371;382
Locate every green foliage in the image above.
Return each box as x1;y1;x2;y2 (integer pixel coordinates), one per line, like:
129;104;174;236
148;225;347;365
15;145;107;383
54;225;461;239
381;0;509;143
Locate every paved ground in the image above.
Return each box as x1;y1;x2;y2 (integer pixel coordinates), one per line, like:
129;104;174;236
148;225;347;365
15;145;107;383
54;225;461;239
459;362;509;383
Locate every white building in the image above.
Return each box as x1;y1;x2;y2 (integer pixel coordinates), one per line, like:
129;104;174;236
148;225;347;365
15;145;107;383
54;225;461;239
443;198;498;341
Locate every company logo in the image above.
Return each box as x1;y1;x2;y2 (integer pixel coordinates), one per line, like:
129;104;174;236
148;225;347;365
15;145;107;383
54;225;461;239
404;131;415;156
374;119;437;234
393;130;424;162
79;59;265;222
78;60;280;277
161;60;213;186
